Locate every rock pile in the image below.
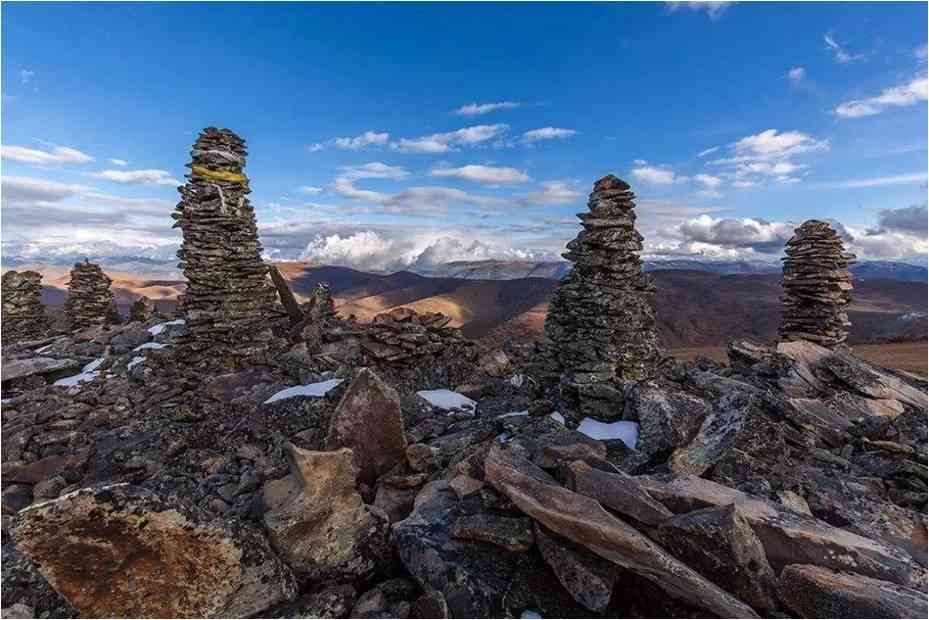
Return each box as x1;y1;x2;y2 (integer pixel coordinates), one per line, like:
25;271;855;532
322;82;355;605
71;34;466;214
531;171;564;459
63;261;114;330
780;220;855;348
543;175;662;418
172;128;279;368
1;271;50;344
128;295;156;323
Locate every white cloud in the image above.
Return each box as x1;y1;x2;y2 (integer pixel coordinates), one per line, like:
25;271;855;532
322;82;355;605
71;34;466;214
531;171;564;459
299;186;323;194
632;165;683;185
1;176;89;207
824;33;864;63
694;173;722;189
430;164;530;184
19;69;35;84
338;162;410;180
90;169;181;186
820;172;928;189
309;131;390;152
731;129;828;159
109;158;128;166
834;76;928;118
917;44;928;61
666;2;733;20
677;215;796;253
697;146;720;157
519;181;583;206
787;67;806;82
391;124;509;153
2;144;94;165
331;177;501;216
708;129;828;186
521;127;576;143
454;101;520;116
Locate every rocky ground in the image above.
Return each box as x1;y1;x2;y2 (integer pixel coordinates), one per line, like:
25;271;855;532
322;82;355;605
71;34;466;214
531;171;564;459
1;310;927;618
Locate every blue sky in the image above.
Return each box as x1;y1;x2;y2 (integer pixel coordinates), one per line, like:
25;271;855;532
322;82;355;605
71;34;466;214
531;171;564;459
2;1;927;271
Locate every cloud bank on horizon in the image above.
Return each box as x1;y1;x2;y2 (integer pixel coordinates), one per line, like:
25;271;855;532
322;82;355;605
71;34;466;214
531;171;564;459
2;2;927;272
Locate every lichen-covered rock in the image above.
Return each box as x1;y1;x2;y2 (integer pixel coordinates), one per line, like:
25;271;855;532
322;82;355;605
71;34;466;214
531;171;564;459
780;219;855;348
1;271;50;344
541;175;662;420
261;444;390;581
11;484;296;618
63;261;114;330
172;127;279;368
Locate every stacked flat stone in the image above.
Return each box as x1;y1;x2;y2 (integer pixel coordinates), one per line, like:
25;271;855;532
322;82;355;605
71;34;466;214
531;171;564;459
1;270;50;343
64;261;115;330
543;175;661;419
780;220;855;348
172;128;278;368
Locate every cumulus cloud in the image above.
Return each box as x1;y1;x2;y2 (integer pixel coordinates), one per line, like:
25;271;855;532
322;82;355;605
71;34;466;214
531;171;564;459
677;215;794;253
109;158;128;166
518;181;583;206
331;177;501;216
666;2;733;20
391;124;509;153
694;173;722;189
709;128;828;185
309;130;390;151
632;165;684;185
90;169;181;186
824;33;864;63
834;76;928;118
787;67;806;83
876;203;927;235
2;144;94;165
454;101;520;116
521;127;576;143
430;164;530;184
338;162;409;180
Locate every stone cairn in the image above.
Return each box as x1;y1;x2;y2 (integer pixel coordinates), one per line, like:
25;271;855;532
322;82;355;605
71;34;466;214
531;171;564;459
542;175;661;419
172;128;278;368
1;270;51;343
780;219;855;348
64;260;115;330
129;295;156;323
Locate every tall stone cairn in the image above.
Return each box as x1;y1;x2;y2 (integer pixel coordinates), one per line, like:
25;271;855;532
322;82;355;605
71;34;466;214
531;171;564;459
543;175;661;419
64;260;115;330
172;128;278;367
780;219;855;348
1;270;50;343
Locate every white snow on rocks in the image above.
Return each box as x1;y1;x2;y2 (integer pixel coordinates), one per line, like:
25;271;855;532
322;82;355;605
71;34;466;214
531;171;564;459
264;378;344;404
577;418;639;449
133;342;168;351
127;356;146;370
53;371;101;387
416;389;476;411
498;410;528;418
521;611;542;619
147;319;185;336
81;358;105;373
549;411;566;425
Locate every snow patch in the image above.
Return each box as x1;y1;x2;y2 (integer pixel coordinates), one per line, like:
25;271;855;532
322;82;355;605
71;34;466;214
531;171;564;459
133;342;168;351
521;611;542;619
81;358;105;373
416;389;476;411
127;356;146;370
35;343;55;354
264;378;344;404
549;411;565;425
498;410;528;418
53;371;100;387
147;319;185;336
577;418;639;448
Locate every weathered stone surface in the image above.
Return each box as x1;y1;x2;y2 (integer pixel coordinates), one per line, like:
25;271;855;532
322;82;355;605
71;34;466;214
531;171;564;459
535;523;623;612
268;264;304;326
326;368;406;486
656;504;778;611
451;513;534;551
128;295;156;323
1;357;80;384
1;271;50;344
262;444;390;581
780;219;855;348
567;460;672;526
63;261;115;330
484;444;758;618
627;382;709;458
777;564;928;618
541;175;662;419
12;484;296;617
172;127;279;368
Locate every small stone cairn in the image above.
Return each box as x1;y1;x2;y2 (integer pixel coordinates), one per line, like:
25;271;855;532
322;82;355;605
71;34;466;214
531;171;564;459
64;260;115;330
1;270;50;343
542;175;661;418
780;219;855;348
172;128;278;368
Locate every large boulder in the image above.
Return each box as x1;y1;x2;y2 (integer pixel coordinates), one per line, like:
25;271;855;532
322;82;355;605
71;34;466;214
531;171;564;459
777;564;928;618
262;444;390;581
626;382;709;459
11;484;296;617
326;368;406;487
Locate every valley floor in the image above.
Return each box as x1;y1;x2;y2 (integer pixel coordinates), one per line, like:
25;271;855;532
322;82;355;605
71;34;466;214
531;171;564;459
671;341;928;377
